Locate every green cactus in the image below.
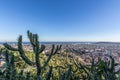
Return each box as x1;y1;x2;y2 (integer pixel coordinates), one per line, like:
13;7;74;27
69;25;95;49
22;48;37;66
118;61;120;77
46;66;53;80
73;56;101;80
3;30;61;80
1;49;17;80
99;56;119;80
1;30;120;80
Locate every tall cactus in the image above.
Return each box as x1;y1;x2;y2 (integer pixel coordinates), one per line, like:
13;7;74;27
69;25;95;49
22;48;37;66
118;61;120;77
98;56;119;80
3;30;61;80
73;54;120;80
73;56;101;80
2;49;17;80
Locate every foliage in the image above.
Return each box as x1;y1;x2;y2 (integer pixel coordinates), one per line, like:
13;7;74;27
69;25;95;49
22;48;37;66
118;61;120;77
0;31;120;80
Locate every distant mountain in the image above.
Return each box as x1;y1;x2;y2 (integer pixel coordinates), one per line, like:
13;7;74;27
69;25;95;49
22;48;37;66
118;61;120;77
1;41;120;45
93;42;120;44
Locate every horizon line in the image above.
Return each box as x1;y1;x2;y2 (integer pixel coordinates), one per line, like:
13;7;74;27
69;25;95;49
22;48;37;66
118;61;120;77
1;41;120;43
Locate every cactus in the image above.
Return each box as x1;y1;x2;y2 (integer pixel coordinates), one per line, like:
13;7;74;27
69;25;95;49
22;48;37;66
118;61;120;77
1;49;17;80
43;45;61;69
98;56;119;80
73;54;120;80
46;66;53;80
1;30;120;80
3;30;61;80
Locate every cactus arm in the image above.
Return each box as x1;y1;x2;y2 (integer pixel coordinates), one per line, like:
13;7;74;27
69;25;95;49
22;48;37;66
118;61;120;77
35;50;42;80
42;45;61;68
42;45;55;68
3;43;18;51
10;54;17;79
53;45;62;55
27;30;35;46
110;56;115;73
46;66;53;80
39;45;45;53
5;50;9;64
73;58;89;76
18;35;35;66
4;50;10;79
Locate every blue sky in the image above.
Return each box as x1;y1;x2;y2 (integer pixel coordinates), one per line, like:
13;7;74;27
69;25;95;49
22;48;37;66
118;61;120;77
0;0;120;42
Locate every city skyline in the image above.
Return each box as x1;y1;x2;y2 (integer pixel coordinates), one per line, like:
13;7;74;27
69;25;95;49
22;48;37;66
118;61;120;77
0;0;120;42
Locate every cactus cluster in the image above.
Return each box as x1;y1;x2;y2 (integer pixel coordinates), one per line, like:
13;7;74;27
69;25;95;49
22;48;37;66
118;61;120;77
0;31;120;80
3;31;61;80
74;55;120;80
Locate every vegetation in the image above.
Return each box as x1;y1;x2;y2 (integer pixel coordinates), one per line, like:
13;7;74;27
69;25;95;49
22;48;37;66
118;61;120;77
0;31;120;80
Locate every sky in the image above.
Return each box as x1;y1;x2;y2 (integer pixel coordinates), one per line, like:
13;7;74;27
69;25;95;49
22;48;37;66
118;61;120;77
0;0;120;42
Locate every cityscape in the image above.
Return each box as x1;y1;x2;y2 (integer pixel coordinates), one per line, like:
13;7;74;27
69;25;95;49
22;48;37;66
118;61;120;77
1;42;120;69
1;0;120;80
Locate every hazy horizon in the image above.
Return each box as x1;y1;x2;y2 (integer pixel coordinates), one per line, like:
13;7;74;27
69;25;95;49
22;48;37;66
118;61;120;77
0;0;120;42
1;40;120;43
